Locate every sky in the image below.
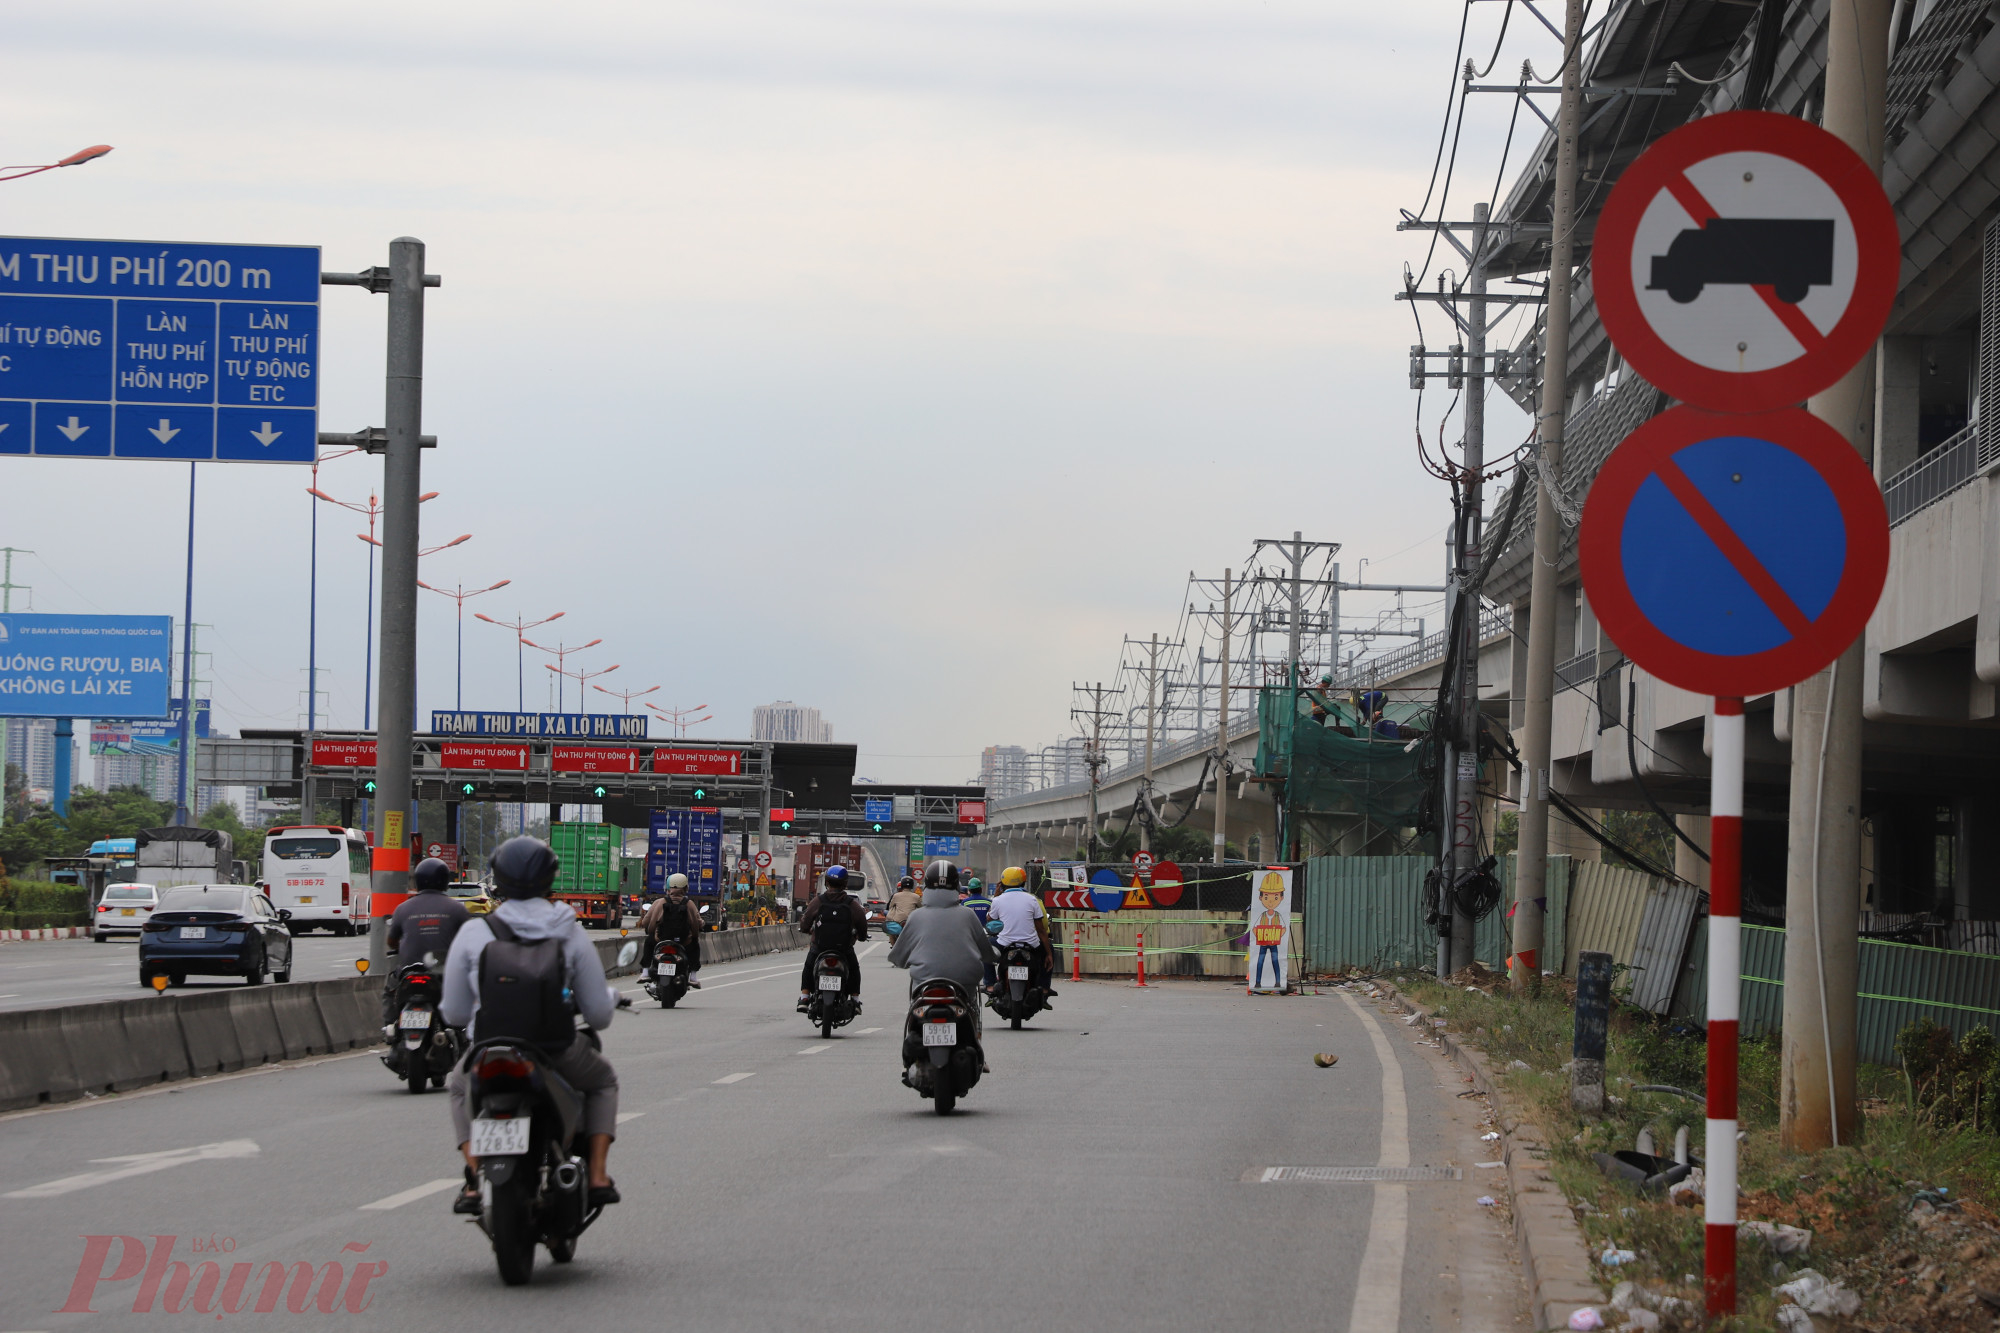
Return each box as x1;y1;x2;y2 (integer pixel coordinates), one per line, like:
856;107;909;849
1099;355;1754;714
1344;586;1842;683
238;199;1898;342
0;0;1543;786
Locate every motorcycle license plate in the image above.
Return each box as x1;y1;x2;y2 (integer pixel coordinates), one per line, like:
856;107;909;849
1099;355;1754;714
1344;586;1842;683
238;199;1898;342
180;926;206;940
398;1007;430;1030
819;974;842;991
470;1117;530;1157
1008;966;1030;980
922;1022;957;1047
659;964;677;976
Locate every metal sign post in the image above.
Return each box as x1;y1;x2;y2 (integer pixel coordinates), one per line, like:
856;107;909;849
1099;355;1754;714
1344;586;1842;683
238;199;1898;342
1583;109;1897;1311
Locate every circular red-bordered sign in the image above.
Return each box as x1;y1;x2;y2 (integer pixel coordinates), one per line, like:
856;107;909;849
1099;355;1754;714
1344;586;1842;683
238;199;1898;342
1594;111;1897;413
1579;405;1888;698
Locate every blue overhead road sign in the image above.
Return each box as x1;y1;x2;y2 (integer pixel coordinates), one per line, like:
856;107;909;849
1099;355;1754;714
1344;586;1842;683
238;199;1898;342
864;797;895;824
0;237;320;464
0;614;173;718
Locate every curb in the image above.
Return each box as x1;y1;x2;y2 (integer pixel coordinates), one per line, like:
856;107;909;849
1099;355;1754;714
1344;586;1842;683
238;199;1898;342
0;927;89;941
1372;979;1602;1332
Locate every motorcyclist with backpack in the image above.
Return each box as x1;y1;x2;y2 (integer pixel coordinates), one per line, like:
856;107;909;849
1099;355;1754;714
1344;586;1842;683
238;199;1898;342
641;873;704;988
441;836;623;1215
381;856;471;1028
795;865;868;1012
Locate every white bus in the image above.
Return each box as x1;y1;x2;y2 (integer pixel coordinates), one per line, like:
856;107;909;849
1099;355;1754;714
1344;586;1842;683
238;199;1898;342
260;826;373;936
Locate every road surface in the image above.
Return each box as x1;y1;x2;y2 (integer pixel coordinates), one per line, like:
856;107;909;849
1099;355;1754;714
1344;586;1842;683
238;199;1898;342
0;943;1528;1331
0;935;383;1012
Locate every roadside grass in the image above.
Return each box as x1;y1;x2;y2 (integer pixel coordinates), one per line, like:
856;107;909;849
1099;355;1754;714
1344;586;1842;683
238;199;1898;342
1393;971;2000;1332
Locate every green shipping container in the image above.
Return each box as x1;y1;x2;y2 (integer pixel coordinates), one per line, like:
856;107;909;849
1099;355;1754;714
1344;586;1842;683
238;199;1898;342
550;823;617;895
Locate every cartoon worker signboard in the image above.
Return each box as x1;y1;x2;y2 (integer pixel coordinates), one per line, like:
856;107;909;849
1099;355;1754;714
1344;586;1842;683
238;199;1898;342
1246;867;1293;994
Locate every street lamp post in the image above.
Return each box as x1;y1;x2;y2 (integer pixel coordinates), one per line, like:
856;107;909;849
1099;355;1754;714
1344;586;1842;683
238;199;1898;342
310;486;438;728
594;684;660;714
522;638;602;712
418;578;512;709
359;531;468;726
0;144;112;183
549;662;619;711
644;702;712;738
474;611;565;712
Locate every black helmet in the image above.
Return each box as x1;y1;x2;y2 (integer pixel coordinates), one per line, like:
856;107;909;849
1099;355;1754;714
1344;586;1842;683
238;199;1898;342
490;836;560;899
412;857;452;894
923;860;959;893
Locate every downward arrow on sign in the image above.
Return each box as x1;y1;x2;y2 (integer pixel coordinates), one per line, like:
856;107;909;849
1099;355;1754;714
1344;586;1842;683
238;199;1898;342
250;421;282;446
56;416;88;441
148;419;180;444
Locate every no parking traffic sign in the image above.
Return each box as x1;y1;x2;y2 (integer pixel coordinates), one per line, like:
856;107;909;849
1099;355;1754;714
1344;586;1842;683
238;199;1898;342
1594;111;1897;413
1579;406;1888;698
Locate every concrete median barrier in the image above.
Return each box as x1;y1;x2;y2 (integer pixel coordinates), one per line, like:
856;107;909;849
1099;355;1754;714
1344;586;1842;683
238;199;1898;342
265;985;336;1060
176;991;251;1076
0;1004;86;1111
61;996;194;1096
312;978;382;1049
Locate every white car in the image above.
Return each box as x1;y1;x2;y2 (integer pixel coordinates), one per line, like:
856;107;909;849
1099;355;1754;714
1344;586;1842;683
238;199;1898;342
93;883;161;941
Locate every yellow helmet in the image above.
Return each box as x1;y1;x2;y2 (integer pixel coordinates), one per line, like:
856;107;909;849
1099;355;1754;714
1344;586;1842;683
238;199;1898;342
999;866;1028;889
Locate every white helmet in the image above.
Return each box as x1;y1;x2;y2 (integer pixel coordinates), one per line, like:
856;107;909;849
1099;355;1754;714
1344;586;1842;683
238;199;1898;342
667;873;689;893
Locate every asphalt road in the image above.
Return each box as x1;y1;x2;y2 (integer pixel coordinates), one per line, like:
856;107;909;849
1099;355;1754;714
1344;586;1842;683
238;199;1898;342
0;944;1529;1332
0;935;384;1012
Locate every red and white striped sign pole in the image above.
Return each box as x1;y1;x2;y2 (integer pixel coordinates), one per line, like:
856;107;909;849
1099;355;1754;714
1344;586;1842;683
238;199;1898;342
1705;695;1744;1315
1135;929;1146;987
1072;923;1082;983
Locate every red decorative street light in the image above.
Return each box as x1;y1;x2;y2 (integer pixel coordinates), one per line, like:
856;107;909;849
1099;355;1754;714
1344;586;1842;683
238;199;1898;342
418;578;513;710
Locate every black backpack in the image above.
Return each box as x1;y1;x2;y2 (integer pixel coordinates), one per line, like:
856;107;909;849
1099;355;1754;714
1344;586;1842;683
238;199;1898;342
813;894;857;949
474;917;575;1053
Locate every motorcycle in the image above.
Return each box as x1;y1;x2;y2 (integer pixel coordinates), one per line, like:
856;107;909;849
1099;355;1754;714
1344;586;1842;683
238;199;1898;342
805;949;859;1040
988;941;1049;1030
381;955;460;1094
900;978;983;1115
643;938;691;1008
463;1031;607;1286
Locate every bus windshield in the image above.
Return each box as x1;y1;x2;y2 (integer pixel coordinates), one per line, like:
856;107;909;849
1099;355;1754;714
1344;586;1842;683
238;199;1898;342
269;838;342;861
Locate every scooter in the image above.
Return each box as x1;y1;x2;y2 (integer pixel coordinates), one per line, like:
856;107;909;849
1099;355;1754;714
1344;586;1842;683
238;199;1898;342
988;941;1049;1030
900;978;983;1115
381;955;460;1094
644;938;691;1008
463;1030;608;1286
805;949;859;1040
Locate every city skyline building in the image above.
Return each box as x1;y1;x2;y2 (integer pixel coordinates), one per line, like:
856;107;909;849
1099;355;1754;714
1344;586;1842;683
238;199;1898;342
751;700;833;744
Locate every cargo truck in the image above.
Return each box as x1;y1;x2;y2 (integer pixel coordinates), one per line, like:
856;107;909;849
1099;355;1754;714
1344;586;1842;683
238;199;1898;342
136;826;237;891
550;822;619;928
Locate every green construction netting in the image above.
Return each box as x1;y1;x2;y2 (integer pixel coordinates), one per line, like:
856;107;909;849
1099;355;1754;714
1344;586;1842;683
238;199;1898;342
1256;686;1433;856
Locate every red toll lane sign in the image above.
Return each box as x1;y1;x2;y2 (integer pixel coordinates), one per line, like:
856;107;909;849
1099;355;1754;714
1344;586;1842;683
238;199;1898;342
652;748;742;776
551;745;640;774
310;738;376;767
957;801;986;825
1594;111;1897;413
1579;406;1889;698
441;742;529;770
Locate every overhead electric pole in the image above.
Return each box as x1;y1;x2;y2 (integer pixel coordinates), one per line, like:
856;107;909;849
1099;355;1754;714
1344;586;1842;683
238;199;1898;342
1141;634;1159;854
1071;681;1124;857
1213;569;1232;864
0;548;30;828
1782;0;1889;1154
1514;0;1585;995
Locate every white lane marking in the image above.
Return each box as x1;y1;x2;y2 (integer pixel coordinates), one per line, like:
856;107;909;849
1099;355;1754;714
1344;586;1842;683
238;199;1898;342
1337;990;1410;1333
695;962;796;983
359;1178;459;1210
0;994;17;999
6;1139;260;1199
616;1112;646;1124
855;1027;882;1035
712;1072;755;1085
703;970;791;992
797;1045;831;1055
857;941;881;959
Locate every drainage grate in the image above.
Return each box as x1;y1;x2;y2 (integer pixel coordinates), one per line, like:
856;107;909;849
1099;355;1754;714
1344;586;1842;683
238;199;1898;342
1248;1165;1464;1183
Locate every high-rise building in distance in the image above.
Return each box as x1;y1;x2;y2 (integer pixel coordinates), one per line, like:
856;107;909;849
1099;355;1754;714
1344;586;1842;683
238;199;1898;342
752;701;833;744
979;745;1030;798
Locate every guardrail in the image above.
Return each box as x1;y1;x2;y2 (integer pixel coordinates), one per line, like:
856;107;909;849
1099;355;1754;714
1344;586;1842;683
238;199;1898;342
1356;604;1510;685
1884;422;1977;526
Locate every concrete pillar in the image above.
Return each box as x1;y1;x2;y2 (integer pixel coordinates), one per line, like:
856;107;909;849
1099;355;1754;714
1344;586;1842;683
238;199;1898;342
1875;334;1922;480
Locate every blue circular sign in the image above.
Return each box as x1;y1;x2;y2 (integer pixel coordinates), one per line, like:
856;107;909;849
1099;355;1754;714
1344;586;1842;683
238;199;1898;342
1088;869;1127;914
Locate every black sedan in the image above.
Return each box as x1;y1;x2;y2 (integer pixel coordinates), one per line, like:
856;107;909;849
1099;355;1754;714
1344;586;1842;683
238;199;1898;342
139;885;295;988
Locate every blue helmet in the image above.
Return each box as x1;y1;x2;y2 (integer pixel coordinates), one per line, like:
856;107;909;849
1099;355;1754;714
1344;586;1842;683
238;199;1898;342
824;865;848;890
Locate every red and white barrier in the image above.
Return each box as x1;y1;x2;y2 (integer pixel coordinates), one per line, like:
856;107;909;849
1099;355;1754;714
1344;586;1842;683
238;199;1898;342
0;926;90;941
1071;924;1082;983
1706;696;1744;1315
1135;929;1146;987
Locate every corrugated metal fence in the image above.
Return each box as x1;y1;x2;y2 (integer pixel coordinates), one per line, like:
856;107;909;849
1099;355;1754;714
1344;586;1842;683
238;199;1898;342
1296;855;2000;1067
